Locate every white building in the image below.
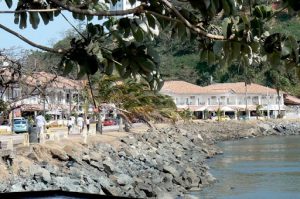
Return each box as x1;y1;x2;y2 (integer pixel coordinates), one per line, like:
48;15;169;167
161;80;286;119
0;69;86;120
110;0;140;11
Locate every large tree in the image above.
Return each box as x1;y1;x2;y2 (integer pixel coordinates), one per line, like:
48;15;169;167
1;0;300;89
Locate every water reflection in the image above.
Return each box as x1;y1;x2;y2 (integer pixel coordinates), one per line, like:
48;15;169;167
200;136;300;199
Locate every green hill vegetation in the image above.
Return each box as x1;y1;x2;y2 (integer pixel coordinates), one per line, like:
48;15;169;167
156;13;300;96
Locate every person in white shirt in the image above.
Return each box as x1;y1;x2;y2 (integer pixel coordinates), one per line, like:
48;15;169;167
77;115;84;134
67;117;73;135
35;113;47;138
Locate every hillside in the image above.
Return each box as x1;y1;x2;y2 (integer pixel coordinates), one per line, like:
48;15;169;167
158;14;300;96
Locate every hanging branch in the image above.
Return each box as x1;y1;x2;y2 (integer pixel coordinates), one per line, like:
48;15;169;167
0;23;68;54
49;0;145;16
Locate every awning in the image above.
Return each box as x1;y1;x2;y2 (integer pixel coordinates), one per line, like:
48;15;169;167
206;106;219;112
221;106;235;112
196;106;207;111
235;105;258;111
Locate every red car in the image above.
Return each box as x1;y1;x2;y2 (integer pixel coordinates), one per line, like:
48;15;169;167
102;119;117;126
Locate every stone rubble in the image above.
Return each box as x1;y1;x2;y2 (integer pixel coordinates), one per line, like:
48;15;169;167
1;120;300;198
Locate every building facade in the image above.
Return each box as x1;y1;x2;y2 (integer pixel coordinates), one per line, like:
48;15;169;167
110;0;140;11
0;69;86;120
161;81;285;119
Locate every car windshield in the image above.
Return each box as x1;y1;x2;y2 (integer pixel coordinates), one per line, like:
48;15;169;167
14;121;26;124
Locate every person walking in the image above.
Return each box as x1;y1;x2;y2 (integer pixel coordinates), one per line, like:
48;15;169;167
86;116;90;134
67;117;73;135
35;112;47;142
77;114;84;134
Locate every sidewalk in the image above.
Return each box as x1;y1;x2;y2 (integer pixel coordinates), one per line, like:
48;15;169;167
46;123;149;148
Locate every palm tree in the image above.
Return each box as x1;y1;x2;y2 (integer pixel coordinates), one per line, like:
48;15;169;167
89;75;177;130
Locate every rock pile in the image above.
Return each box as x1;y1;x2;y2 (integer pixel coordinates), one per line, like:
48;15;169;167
1;120;300;198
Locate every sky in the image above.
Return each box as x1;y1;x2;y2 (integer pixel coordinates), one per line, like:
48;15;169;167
0;2;101;51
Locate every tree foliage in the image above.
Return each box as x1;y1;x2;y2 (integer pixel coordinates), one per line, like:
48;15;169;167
91;75;177;121
2;0;300;90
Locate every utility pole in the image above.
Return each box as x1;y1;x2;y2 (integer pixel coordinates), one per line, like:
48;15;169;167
11;85;14;132
69;89;72;118
43;90;46;117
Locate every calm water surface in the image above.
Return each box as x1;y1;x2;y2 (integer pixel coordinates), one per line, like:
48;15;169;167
200;136;300;199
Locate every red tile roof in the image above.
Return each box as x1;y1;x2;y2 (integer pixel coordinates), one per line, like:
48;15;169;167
162;81;278;95
24;72;84;90
161;80;204;94
284;94;300;105
204;82;278;94
0;68;84;90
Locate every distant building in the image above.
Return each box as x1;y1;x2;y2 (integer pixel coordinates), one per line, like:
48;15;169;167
110;0;140;11
0;69;86;120
161;80;288;119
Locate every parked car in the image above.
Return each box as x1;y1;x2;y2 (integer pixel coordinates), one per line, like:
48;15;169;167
13;119;29;133
13;117;26;122
103;118;117;126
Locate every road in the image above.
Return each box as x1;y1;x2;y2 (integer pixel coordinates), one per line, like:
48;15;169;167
0;123;144;150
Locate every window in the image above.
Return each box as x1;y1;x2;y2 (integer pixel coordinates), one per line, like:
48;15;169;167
66;93;70;103
13;88;21;98
57;91;63;103
252;96;259;104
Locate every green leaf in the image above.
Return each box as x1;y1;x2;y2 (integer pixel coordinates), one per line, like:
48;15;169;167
145;13;156;29
19;13;27;29
87;15;94;21
147;46;160;63
253;6;263;18
39;12;50;25
135;18;148;33
29;12;40;29
5;0;12;8
132;28;144;42
104;61;114;75
14;14;20;25
145;73;154;82
54;10;60;17
138;58;156;73
222;18;231;37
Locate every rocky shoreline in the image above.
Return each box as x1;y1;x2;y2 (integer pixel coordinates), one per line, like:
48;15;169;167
1;120;300;198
